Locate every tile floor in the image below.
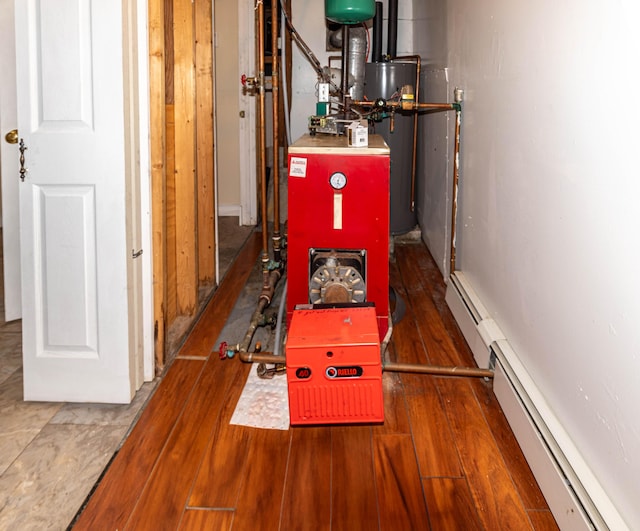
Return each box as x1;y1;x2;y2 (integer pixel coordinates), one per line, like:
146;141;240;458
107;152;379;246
0;287;156;529
0;217;252;530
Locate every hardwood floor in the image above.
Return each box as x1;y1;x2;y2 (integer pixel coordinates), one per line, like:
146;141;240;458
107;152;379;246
72;235;558;530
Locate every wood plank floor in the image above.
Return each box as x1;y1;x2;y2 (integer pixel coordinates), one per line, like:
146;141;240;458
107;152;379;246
72;235;558;530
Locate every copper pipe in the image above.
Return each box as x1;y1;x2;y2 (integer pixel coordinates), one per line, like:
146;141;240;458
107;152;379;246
233;5;283;362
259;267;282;306
239;351;285;365
237;267;281;354
236;356;492;379
450;108;461;274
257;0;269;261
411;57;420;213
352;100;455;112
239;297;269;353
384;362;493;379
271;1;281;257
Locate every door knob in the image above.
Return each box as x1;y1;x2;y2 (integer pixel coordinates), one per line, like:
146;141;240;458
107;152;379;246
4;129;18;144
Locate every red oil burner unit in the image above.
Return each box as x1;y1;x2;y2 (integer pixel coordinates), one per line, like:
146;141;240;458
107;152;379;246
286;134;390;425
287;305;384;425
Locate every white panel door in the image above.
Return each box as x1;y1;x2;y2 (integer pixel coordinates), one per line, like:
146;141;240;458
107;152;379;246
0;0;22;321
16;0;135;403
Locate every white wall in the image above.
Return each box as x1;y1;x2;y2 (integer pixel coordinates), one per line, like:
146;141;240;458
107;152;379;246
290;1;330;141
412;0;451;274
444;0;640;526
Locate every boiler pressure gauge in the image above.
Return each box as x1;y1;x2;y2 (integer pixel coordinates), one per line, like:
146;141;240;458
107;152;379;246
329;171;347;190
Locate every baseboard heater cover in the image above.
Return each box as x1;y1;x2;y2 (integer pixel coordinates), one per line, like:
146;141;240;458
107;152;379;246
446;272;629;531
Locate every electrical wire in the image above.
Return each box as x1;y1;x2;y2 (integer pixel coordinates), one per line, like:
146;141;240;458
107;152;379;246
280;4;323;76
362;22;370;62
280;4;292;145
280;3;341;94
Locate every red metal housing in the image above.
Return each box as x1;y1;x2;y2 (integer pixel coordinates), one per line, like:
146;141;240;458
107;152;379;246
286;306;383;425
286;134;391;340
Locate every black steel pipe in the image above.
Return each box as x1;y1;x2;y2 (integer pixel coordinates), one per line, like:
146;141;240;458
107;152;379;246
387;0;398;58
341;25;350;109
372;2;383;62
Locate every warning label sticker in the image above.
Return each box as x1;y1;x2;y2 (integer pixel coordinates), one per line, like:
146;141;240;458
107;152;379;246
289;157;308;178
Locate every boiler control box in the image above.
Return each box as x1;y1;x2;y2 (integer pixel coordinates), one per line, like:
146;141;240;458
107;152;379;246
286;305;384;425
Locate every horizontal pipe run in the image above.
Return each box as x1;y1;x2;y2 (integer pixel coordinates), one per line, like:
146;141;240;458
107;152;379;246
238;351;285;365
237;355;493;379
383;362;494;379
352;100;457;112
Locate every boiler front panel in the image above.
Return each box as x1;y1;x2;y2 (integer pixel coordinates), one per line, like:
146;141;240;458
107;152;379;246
287;136;390;339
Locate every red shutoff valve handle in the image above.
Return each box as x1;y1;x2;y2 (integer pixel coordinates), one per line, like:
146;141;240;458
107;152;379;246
241;74;257;91
219;341;229;360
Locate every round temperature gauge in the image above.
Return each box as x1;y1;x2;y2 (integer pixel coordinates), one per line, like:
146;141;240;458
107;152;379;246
329;171;347;190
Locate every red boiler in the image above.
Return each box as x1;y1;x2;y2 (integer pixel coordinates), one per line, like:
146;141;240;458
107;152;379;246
285;133;390;425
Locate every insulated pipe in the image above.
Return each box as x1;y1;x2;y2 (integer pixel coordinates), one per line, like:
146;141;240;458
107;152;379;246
372;2;383;62
383;362;494;379
257;0;269;262
387;0;398;58
348;27;368;101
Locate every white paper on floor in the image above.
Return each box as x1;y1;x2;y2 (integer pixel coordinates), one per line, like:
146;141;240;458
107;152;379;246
230;366;290;430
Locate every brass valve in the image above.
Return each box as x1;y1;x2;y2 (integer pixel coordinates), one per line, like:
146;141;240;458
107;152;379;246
241;74;259;95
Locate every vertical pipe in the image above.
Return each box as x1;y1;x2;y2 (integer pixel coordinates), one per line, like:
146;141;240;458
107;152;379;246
450;108;461;275
272;0;281;259
392;55;421;213
341;24;350;111
410;56;420;212
257;0;269;262
348;27;367;101
387;0;398;58
372;2;383;62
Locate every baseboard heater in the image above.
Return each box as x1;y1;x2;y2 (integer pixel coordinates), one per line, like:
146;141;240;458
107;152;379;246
446;271;628;531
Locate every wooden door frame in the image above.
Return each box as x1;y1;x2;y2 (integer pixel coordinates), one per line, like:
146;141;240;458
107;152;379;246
132;0;155;382
238;1;257;227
